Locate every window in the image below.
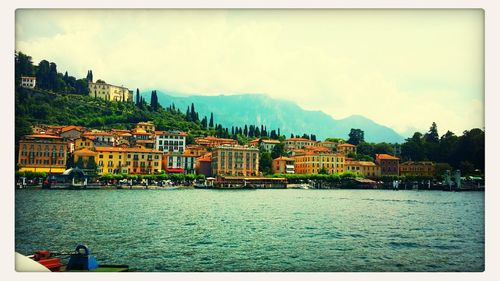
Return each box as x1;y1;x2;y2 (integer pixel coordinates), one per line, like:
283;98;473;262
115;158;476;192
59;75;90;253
99;154;103;158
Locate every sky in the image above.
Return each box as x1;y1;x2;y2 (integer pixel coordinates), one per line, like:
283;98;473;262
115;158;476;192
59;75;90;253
15;9;484;137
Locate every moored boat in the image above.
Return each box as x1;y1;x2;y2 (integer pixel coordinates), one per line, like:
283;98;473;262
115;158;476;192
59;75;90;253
23;244;129;272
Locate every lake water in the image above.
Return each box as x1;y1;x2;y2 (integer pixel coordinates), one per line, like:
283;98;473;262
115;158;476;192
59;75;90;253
15;189;484;272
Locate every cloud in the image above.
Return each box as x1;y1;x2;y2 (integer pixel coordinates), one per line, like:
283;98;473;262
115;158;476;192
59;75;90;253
15;9;484;136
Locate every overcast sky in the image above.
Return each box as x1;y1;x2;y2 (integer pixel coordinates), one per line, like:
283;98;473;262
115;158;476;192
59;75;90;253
15;9;484;137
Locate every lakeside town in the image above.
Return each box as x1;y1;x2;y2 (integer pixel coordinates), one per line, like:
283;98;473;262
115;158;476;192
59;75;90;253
14;49;484;191
16;74;484;191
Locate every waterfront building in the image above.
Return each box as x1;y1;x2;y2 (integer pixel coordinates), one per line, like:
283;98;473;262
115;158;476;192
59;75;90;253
337;143;357;155
20;76;36;88
154;131;187;153
195;153;212;176
195;136;238;148
272;156;295;174
284;138;317;150
375;154;400;176
211;145;259;177
293;152;345;174
88;80;133;102
72;148;98;175
345;160;381;178
17;134;68;173
95;147;162;175
399;161;435;177
162;152;196;174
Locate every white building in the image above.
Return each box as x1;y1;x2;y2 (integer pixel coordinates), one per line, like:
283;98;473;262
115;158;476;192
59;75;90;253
20;76;36;88
155;131;188;154
88;80;133;102
260;139;281;152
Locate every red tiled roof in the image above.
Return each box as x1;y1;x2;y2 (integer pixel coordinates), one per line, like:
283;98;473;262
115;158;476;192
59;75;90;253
376;154;400;160
61;125;84;133
261;139;281;144
154;131;188;136
73;148;97;156
23;134;62;139
95;147;162;153
286;138;313;142
337;143;356;147
273;156;295;161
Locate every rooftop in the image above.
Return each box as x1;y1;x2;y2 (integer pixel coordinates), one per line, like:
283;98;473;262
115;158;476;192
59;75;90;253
376;154;400;160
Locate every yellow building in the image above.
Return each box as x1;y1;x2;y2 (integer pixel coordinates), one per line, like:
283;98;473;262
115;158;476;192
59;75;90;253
337;143;357;155
293;153;345;174
94;147;162;175
88;80;133;102
345;160;381;178
17;134;68;173
400;161;435;177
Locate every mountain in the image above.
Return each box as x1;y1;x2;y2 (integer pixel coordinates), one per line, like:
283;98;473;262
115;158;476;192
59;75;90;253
149;91;405;143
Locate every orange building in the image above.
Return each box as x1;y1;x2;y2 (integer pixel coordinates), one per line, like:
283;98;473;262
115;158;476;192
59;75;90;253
272;156;295;174
375;154;400;176
337;143;357;155
195;136;238;148
345;160;381;178
293;153;345;174
211;145;259;176
17;134;68;173
400;161;435;177
195;153;212;176
184;145;208;157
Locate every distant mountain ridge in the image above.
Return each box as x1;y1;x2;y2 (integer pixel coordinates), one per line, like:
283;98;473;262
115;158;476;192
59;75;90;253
149;91;405;143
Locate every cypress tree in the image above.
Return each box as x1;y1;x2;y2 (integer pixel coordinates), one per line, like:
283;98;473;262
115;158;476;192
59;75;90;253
186;107;191;121
209;113;214;128
136;89;140;106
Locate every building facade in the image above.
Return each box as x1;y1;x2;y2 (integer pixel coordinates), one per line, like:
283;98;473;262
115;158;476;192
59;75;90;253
195;136;238;148
284;138;317;150
20;76;36;88
337;143;357;155
272;156;295;174
293;153;345;174
211;145;259;176
260;139;281;152
195;153;212;177
155;131;187;153
375;154;400;176
399;161;435;177
345;160;381;178
88;81;133;102
17;134;68;173
94;147;162;175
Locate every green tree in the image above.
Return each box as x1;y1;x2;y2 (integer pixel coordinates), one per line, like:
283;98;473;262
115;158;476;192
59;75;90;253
347;128;364;145
271;142;285;159
259;151;272;175
209;112;214;128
